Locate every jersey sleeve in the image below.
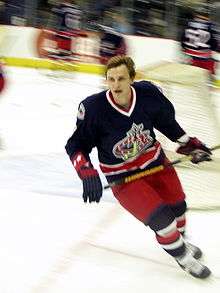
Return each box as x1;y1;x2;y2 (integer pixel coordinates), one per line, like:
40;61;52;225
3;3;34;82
180;27;187;49
210;23;219;51
65;100;99;160
151;85;186;141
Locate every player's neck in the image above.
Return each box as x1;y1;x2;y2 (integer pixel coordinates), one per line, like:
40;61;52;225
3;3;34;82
118;95;131;109
110;88;133;110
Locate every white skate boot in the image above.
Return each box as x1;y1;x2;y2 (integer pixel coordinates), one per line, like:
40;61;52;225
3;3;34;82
176;248;211;279
185;242;202;259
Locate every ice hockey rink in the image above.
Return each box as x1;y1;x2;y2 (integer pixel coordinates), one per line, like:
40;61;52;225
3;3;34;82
0;66;220;293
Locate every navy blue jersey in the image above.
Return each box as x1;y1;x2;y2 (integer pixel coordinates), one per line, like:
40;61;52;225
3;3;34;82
52;2;81;31
65;81;185;182
181;17;218;59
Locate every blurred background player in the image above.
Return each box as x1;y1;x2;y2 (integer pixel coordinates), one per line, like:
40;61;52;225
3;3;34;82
0;63;5;93
181;2;219;80
98;24;127;65
85;22;127;87
0;62;5;149
49;0;82;60
65;55;212;279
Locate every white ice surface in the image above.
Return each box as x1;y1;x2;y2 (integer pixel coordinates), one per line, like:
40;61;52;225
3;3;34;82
0;67;220;293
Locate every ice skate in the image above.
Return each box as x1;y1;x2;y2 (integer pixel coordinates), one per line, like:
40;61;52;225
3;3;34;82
176;248;211;279
185;242;202;259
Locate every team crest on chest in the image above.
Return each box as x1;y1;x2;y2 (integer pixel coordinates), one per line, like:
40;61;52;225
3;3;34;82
113;123;154;161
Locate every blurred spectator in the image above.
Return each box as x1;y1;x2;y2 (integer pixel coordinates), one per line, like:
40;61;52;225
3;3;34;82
133;0;151;36
36;0;52;28
2;0;219;46
4;0;26;26
94;0;121;24
52;0;82;32
111;9;134;35
176;4;193;41
0;1;5;24
148;7;166;37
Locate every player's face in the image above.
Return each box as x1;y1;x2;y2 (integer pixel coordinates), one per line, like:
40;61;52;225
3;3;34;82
106;64;133;107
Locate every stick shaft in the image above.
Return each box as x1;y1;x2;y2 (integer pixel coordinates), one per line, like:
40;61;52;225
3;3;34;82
104;144;220;190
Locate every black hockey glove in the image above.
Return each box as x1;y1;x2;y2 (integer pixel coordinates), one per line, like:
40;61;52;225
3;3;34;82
71;152;103;203
176;137;212;164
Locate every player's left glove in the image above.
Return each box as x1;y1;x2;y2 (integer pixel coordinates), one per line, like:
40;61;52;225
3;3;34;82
71;152;103;203
176;136;212;164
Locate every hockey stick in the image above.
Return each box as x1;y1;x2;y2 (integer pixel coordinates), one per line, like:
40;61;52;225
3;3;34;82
104;144;220;190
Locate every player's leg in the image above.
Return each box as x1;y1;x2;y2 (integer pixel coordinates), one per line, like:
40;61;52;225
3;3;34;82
170;200;202;259
112;179;186;257
148;204;210;278
112;177;192;257
111;179;207;276
192;58;214;73
112;178;164;223
143;164;187;231
142;167;211;278
191;58;215;84
112;178;210;278
147;165;203;256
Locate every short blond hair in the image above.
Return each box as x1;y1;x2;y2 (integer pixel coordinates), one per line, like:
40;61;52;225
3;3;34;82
105;55;136;80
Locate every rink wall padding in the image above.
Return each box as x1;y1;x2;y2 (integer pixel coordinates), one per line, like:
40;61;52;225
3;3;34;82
1;56;105;75
0;25;219;85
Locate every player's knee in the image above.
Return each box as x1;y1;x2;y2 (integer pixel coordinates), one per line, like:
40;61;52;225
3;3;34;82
170;200;187;235
148;205;185;257
147;204;175;233
170;200;187;217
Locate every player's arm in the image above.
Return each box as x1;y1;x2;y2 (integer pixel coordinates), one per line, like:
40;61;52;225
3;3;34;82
152;84;212;164
151;85;185;141
65;101;102;203
180;28;187;50
210;24;219;52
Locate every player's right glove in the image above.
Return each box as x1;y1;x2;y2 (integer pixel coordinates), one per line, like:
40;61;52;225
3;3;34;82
176;136;212;164
71;152;103;203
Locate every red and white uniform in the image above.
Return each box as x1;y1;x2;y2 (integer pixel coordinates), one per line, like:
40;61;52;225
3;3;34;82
181;17;219;74
51;2;82;59
0;65;5;93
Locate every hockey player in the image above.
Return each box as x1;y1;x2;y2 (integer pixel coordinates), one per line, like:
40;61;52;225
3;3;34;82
50;0;82;59
181;4;219;77
0;64;5;93
0;63;5;149
65;55;212;279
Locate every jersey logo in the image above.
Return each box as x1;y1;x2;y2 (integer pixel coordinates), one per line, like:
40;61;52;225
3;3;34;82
113;123;154;161
77;103;85;120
